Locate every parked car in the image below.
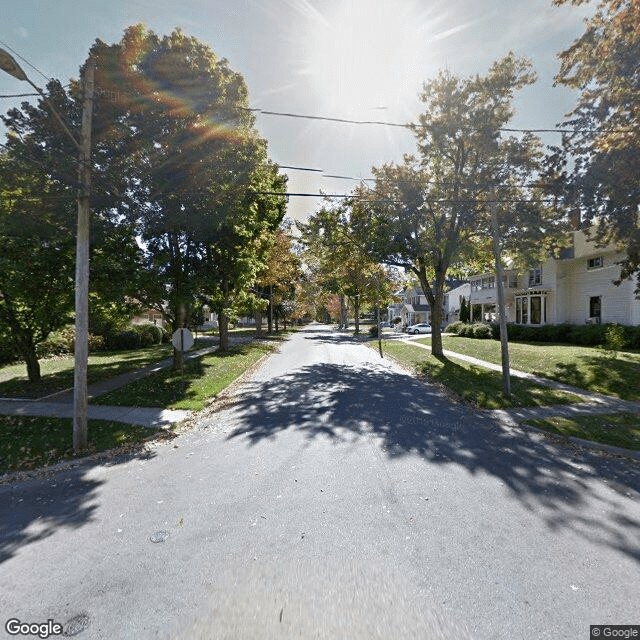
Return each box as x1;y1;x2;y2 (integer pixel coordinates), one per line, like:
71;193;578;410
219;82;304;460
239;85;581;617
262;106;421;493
406;322;432;334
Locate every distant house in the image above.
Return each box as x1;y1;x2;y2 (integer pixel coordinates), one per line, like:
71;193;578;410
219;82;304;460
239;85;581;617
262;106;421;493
468;230;640;326
132;308;166;328
387;281;471;328
444;282;471;324
389;285;431;326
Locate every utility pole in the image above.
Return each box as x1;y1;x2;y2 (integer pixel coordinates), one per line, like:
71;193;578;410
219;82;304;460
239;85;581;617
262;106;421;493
72;60;94;450
489;185;511;399
0;47;95;451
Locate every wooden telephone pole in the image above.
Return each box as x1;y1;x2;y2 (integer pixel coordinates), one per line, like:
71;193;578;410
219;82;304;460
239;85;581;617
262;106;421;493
72;60;95;451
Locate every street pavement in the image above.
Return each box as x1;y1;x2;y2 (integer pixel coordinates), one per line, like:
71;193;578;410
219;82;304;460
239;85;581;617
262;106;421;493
0;323;638;639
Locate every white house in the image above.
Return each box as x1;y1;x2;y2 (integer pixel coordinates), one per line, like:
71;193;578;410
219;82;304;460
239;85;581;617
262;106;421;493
468;230;640;326
444;282;471;324
387;281;471;327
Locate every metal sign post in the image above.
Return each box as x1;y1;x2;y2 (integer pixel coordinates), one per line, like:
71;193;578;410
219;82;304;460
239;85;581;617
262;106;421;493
171;328;194;393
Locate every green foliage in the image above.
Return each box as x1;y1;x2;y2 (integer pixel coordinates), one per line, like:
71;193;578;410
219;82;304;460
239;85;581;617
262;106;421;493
455;322;493;339
103;329;141;351
361;54;553;356
444;321;465;334
368;325;380;337
604;323;630;356
501;322;639;348
553;0;640;290
459;296;470;323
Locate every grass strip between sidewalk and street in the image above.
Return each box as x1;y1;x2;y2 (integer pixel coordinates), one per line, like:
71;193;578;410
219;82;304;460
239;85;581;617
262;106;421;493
0;416;167;475
380;341;583;410
417;336;640;401
0;343;177;400
523;413;640;452
93;342;276;410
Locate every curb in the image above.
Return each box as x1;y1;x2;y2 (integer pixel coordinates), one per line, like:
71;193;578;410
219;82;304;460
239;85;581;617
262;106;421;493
517;421;640;461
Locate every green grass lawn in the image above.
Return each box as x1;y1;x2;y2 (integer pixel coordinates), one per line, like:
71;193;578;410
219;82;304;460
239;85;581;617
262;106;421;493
0;415;165;474
524;413;640;451
380;341;583;409
417;336;640;400
0;338;223;400
93;342;275;410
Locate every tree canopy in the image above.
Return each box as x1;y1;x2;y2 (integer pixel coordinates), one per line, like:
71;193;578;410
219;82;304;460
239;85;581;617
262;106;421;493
552;0;640;289
360;54;555;355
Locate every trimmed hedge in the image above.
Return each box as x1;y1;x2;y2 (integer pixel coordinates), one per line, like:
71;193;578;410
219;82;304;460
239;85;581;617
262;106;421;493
446;320;640;348
449;322;494;339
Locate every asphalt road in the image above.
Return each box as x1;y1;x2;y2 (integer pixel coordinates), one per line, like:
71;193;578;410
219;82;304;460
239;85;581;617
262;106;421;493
1;323;639;639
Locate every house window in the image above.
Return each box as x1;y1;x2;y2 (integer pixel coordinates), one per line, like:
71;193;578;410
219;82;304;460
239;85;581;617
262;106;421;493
528;267;542;287
530;296;545;324
587;256;603;269
516;297;528;324
471;279;481;292
589;296;601;323
516;294;547;325
482;276;495;289
502;274;518;288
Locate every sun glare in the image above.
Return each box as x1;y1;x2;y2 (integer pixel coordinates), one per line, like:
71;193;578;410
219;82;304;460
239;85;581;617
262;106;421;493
300;0;433;117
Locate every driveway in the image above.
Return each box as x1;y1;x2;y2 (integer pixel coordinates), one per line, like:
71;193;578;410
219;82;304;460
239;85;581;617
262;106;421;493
0;323;638;639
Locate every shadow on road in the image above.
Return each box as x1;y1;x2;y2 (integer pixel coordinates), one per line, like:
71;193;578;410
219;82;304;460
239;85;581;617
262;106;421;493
0;447;159;565
227;362;640;563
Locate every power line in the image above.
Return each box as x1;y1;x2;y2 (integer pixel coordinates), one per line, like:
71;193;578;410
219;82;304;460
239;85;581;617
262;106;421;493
0;40;52;83
249;106;576;134
250;190;559;204
0;92;40;98
278;165;323;173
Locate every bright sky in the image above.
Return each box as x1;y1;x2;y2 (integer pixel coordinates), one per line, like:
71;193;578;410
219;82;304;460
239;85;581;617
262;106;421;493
1;0;593;222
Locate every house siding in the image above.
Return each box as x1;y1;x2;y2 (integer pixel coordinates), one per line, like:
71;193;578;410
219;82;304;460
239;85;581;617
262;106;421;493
467;230;640;326
559;251;634;324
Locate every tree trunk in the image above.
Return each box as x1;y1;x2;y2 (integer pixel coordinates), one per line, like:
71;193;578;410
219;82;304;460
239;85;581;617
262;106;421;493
268;286;273;334
339;294;347;329
219;311;229;352
255;310;264;337
23;342;42;383
275;315;279;332
12;329;41;383
430;297;444;357
489;187;511;399
172;304;186;369
414;261;446;357
354;295;360;333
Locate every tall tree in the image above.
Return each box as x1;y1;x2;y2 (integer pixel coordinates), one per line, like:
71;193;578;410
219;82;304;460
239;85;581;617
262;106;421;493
253;223;301;335
88;26;284;360
299;202;384;333
361;54;551;356
552;0;640;290
0;74;142;382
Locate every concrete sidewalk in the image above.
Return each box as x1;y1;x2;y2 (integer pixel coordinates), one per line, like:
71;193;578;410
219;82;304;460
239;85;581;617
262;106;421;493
0;336;249;428
396;334;640;420
0;400;189;428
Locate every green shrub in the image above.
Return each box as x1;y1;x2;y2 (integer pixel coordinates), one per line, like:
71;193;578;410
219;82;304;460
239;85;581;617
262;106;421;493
444;321;464;334
471;323;493;339
88;334;105;353
368;325;379;337
627;325;640;349
604;323;629;352
103;329;141;351
568;323;608;346
133;323;163;345
36;332;71;358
